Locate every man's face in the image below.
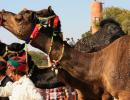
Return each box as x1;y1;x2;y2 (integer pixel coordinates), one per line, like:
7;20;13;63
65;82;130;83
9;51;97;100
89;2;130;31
6;68;15;81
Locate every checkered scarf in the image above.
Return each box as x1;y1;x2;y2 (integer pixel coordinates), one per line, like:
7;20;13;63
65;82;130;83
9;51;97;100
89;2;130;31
37;87;78;100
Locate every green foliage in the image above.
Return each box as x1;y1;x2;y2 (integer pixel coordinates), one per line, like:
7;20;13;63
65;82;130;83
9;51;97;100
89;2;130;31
103;6;123;19
122;18;130;34
28;51;48;66
82;31;92;38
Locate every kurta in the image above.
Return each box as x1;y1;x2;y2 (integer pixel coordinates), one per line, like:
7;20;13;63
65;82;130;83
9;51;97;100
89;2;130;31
0;75;43;100
0;76;13;100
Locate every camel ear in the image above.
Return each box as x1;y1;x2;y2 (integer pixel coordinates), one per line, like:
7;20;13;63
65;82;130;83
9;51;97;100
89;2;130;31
48;6;55;14
48;6;52;11
32;12;37;21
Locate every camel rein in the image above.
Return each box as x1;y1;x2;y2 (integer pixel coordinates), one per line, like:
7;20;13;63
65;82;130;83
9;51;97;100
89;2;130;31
47;32;64;71
27;15;57;44
28;15;65;67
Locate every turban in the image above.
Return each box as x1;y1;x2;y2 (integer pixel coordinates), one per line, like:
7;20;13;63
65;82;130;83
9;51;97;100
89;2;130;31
7;57;27;73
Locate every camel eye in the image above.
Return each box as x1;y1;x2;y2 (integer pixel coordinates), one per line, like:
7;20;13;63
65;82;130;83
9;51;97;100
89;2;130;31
15;15;23;22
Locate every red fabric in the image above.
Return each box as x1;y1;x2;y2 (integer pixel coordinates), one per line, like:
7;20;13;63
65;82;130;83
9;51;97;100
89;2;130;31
53;16;59;28
7;62;26;72
18;52;26;62
48;20;51;27
7;56;27;72
30;24;41;39
0;66;6;70
10;55;26;63
16;64;26;72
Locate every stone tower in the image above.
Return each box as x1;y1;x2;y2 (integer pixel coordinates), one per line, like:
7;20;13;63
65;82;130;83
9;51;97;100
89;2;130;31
91;0;103;34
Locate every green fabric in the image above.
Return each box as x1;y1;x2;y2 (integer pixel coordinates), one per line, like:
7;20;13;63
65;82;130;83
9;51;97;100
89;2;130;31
0;61;6;66
8;58;19;68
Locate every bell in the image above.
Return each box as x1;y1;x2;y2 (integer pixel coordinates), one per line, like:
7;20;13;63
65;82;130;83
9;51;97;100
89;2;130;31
54;69;58;75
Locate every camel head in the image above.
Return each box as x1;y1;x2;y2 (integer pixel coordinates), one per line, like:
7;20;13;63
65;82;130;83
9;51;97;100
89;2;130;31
0;6;59;41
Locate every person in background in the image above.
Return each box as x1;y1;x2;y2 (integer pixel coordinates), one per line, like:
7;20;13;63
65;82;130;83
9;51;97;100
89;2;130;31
0;59;13;100
0;56;44;100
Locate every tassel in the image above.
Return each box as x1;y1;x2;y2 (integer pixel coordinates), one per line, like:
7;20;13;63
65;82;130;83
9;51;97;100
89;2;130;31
53;16;59;28
47;55;52;67
54;69;58;75
30;24;42;39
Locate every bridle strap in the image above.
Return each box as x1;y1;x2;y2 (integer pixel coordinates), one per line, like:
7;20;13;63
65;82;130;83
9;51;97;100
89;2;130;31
24;43;29;75
37;15;56;21
47;32;64;68
27;15;56;44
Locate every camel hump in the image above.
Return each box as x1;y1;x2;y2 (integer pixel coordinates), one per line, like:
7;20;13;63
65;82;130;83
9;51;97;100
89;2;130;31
75;18;126;53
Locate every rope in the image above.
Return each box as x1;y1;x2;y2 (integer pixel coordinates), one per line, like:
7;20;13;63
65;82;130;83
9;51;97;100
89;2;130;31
37;15;56;21
48;32;64;67
48;35;54;55
24;43;29;75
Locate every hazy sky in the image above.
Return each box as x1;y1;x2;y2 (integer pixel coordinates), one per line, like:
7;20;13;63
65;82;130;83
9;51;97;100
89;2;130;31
0;0;130;50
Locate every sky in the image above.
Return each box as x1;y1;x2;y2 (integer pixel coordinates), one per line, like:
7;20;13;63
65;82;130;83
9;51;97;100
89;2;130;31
0;0;130;51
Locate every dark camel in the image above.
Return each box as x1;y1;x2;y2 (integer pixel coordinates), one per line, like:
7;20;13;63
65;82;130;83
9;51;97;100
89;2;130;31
0;7;100;100
75;18;126;52
0;7;110;100
0;7;128;100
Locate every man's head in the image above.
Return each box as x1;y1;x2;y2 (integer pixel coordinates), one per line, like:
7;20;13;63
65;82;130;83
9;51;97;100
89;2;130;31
6;57;27;81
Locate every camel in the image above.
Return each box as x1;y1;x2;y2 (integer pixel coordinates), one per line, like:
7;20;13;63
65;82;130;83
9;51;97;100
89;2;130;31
75;18;126;52
0;7;129;100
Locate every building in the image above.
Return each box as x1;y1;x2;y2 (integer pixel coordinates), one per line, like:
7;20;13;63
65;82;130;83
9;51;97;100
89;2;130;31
91;0;103;34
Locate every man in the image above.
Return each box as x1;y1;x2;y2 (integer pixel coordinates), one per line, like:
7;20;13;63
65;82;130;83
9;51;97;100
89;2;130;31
0;59;12;100
0;57;44;100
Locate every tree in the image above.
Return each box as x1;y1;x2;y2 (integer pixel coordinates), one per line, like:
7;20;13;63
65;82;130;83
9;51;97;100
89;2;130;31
103;6;123;19
81;6;130;38
81;31;92;38
122;18;130;34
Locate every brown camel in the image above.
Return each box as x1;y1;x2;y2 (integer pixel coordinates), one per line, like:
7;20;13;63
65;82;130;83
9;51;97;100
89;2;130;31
1;7;128;100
